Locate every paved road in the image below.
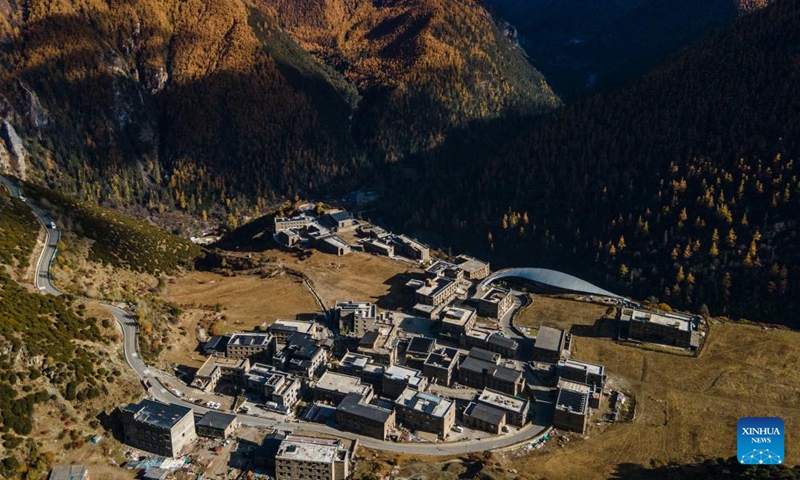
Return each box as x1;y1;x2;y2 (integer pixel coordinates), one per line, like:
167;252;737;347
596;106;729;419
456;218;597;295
7;176;550;454
0;174;61;295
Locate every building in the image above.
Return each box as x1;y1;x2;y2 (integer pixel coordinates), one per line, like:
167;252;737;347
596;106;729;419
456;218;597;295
394;389;456;438
202;335;229;356
556;359;606;388
486;334;519;359
335;301;378;337
227;332;276;361
196;411;238;439
382;365;428;400
532;326;570;363
192;356;250;392
415;277;457;307
475;388;529;426
314;371;373;405
620;307;697;348
49;466;89;480
553;379;591;434
338;352;386;386
425;260;464;280
273;332;327;378
454;255;490;280
439;306;476;340
326;211;356;232
316;235;351;256
461;328;491;350
275;229;301;248
404;336;436;370
336;393;396;440
360;225;390;240
362;238;394;257
119;400;197;457
357;325;397;366
463;402;506;434
476;287;514;319
458;349;526;396
268;320;316;344
275;214;312;233
275;435;351;480
422;347;460;386
244;363;303;408
392;235;430;262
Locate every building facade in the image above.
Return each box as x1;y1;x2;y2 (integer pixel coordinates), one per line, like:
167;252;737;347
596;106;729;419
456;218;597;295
119;400;197;457
275;435;351;480
394;389;456;438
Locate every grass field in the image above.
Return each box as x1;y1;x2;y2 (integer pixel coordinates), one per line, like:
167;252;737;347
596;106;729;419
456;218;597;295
513;295;612;332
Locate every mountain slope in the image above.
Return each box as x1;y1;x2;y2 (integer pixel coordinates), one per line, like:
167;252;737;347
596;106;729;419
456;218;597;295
0;0;557;218
485;0;776;100
391;0;800;324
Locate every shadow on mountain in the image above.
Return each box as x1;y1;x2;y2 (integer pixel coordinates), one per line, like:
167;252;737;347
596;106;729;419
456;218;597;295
611;457;800;480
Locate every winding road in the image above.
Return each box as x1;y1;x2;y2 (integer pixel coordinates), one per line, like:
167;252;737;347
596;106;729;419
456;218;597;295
3;173;550;455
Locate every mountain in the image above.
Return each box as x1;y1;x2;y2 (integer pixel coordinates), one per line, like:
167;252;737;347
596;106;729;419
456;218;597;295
484;0;776;100
389;0;800;325
0;0;557;219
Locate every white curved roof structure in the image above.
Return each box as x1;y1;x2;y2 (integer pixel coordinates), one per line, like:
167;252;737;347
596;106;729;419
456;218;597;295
480;267;623;299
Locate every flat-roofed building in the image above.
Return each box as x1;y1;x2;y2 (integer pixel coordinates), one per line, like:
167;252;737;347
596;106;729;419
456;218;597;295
454;255;490;280
463;402;506;434
382;365;428;400
274;214;312;233
227;332;276;361
275;435;351;480
475;388;529;426
415;277;457;307
335;301;378;338
554;379;591;434
273;332;328;378
486;334;519;359
357;325;397;366
196;411;238;439
404;336;436;370
192;356;250;392
326;211;356;232
620;307;696;348
338;352;385;386
425;260;463;280
556;359;606;388
476;287;514;319
439;306;476;340
269;320;315;344
394;389;456;438
392;235;430;262
360;225;390;240
458;349;525;396
336;393;395;440
363;238;394;257
314;371;373;405
275;229;301;248
423;347;460;386
202;335;229;356
316;235;351;256
533;326;570;363
461;328;491;350
119;400;196;457
245;363;303;408
49;466;89;480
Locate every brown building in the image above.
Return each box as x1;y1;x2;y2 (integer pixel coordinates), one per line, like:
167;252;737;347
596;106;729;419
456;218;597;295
394;389;456;438
392;235;430;262
226;332;277;361
439;306;476;340
275;435;351;480
119;400;197;458
196;411;238;439
463;402;506;434
476;287;514;319
314;371;373;405
336;393;395;440
454;255;490;280
415;277;458;307
423;347;460;386
475;388;529;426
620;307;697;348
553;379;591;434
458;348;526;396
533;326;570;363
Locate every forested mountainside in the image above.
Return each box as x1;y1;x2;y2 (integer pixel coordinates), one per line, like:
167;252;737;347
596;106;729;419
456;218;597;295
0;0;556;222
260;0;559;159
390;0;800;325
484;0;775;100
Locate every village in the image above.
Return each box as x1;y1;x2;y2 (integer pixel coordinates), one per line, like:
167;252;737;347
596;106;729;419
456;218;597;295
56;204;707;480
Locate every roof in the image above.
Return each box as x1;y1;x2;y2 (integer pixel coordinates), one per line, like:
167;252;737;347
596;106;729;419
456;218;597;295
228;332;272;347
468;347;500;363
441;306;475;326
620;307;693;331
269;320;314;335
424;347;459;368
465;402;506;425
416;277;454;297
316;371;371;396
276;435;344;464
480;267;622;299
488;334;518;350
396;389;454;418
477;388;528;414
556;379;590;414
49;466;89;480
535;326;564;353
407;336;436;355
359;331;380;347
197;411;237;430
558;359;604;376
329;211;352;223
337;393;393;423
121;400;192;429
203;335;229;352
455;255;489;273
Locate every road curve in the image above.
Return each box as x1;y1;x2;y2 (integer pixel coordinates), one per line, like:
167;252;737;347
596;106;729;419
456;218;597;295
7;175;550;454
0;174;61;295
